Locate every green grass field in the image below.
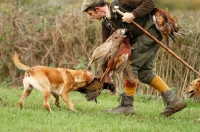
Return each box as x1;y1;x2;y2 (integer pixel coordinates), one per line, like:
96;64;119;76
0;86;199;132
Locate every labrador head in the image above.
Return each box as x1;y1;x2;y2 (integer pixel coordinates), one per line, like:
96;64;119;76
184;78;200;98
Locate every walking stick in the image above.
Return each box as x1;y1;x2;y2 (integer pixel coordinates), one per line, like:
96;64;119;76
114;6;200;77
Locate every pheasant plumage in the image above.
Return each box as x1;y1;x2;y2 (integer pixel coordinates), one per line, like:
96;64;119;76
82;29;136;99
100;31;135;93
86;29;126;71
152;8;185;49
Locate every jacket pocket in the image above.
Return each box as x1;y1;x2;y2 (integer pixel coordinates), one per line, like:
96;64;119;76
136;25;162;53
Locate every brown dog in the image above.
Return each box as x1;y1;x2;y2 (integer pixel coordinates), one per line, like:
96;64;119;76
185;78;200;121
184;78;200;98
13;52;94;112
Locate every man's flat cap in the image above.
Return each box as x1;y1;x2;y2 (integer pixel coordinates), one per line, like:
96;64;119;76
81;0;101;12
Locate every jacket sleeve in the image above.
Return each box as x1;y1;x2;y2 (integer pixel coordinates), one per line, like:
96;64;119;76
119;0;155;18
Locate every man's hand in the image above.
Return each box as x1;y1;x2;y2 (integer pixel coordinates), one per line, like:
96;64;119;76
122;12;135;23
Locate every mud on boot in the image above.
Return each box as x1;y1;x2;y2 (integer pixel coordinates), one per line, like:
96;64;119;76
106;93;135;114
160;90;187;117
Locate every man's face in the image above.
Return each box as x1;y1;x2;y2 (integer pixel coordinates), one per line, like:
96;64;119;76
87;8;104;20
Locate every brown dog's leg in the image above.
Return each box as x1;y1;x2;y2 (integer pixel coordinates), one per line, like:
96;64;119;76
43;91;52;112
19;88;33;110
60;92;74;111
51;93;61;108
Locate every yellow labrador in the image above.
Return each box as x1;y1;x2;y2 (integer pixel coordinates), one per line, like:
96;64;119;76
13;52;94;112
184;78;200;121
185;78;200;98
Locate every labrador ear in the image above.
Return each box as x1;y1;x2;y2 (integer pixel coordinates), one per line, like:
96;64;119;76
197;79;200;87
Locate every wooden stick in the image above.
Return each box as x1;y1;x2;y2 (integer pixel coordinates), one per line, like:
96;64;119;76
114;6;200;77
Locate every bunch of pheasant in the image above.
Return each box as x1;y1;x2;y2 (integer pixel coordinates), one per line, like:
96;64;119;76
79;29;135;101
100;30;135;93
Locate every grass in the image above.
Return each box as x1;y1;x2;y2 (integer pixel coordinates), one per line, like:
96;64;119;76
0;86;199;132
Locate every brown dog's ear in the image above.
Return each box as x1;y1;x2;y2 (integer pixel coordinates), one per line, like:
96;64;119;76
197;79;200;87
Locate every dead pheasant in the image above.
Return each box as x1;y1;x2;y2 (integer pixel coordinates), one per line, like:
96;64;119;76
100;31;133;93
152;8;185;48
76;78;115;102
86;29;126;71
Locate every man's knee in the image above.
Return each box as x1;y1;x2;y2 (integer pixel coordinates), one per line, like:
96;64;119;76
138;71;156;84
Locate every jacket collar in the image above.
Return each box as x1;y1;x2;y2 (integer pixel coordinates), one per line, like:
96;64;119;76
105;2;116;20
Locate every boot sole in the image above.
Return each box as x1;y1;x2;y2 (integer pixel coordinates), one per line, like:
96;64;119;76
106;109;135;115
106;110;135;115
160;102;187;117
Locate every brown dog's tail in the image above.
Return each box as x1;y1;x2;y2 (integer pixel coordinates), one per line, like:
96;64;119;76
13;51;31;71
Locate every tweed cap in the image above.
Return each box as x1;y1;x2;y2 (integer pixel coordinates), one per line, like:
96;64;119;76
81;0;101;12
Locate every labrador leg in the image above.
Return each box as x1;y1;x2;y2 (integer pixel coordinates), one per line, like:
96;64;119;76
43;91;52;112
19;88;33;110
51;93;61;108
60;92;74;111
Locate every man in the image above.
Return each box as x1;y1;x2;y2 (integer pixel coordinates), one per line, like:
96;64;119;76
81;0;187;117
